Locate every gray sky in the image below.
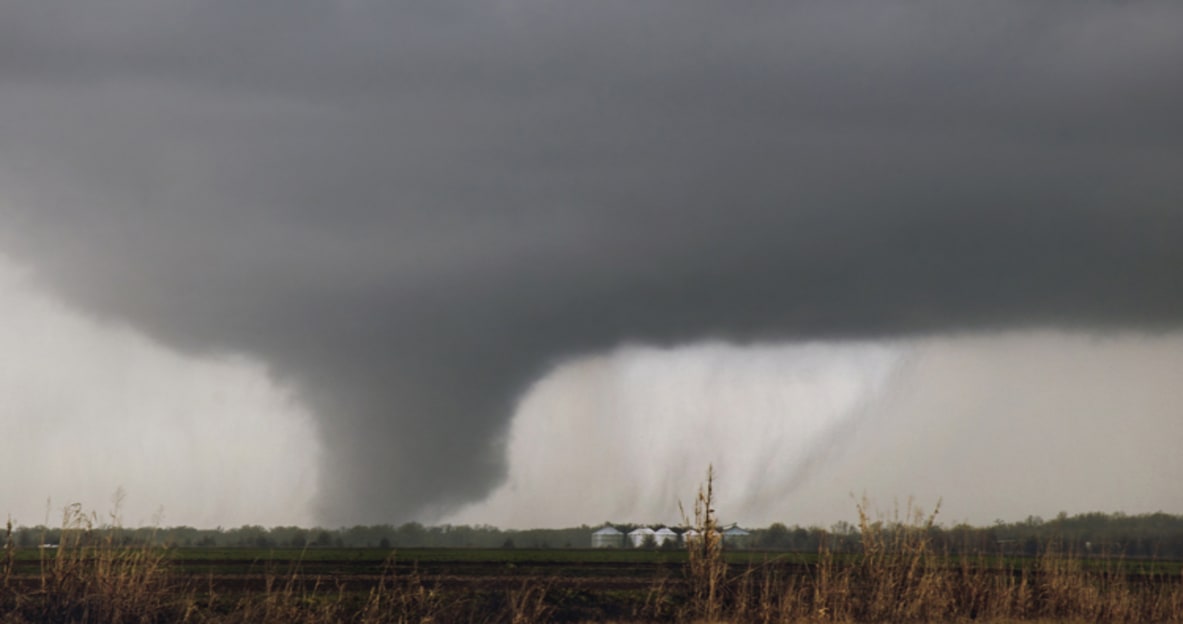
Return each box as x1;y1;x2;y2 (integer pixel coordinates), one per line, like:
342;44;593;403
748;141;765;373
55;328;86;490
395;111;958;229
1;1;1181;526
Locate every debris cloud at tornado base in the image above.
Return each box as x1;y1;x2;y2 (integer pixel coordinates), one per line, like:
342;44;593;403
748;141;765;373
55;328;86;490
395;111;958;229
449;332;1183;528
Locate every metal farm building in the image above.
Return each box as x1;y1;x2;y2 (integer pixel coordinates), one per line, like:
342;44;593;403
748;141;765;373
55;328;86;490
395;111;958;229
627;527;656;548
723;526;751;548
654;527;679;547
591;526;625;548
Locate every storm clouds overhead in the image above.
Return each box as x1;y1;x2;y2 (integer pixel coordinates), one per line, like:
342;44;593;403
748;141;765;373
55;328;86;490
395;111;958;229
1;1;1181;526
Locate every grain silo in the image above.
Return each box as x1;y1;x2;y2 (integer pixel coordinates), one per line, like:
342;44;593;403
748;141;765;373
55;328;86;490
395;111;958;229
627;527;656;548
722;526;751;549
591;525;625;548
654;527;679;547
682;528;722;548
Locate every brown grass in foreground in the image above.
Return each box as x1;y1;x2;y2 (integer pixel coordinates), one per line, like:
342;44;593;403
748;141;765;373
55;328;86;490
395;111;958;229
717;502;1183;624
675;467;1183;623
3;482;1182;623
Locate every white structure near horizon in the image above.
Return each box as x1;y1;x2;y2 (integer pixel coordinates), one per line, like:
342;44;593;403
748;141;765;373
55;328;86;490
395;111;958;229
723;526;751;548
593;525;740;549
627;527;656;548
681;528;724;546
591;525;625;548
654;527;679;547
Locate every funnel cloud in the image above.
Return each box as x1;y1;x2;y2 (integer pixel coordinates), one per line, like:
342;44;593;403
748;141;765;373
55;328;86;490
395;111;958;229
1;2;1182;525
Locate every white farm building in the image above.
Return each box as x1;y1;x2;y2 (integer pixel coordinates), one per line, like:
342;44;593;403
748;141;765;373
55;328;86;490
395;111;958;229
722;526;751;548
590;525;751;549
627;527;656;548
591;526;625;548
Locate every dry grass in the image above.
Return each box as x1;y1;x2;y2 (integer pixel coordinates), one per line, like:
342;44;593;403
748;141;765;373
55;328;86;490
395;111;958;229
684;495;1183;624
681;465;727;622
0;509;556;624
0;503;186;624
2;490;1182;623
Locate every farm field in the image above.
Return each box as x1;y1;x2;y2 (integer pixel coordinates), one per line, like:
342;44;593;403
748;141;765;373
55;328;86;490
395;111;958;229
4;544;1183;622
5;487;1183;623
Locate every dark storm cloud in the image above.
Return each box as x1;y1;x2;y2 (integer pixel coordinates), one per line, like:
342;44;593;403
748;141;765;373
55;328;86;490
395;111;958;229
1;1;1181;523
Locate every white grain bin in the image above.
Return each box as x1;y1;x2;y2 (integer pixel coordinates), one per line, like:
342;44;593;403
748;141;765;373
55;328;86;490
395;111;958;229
591;526;625;548
682;528;722;548
654;527;678;547
722;526;751;549
627;527;656;548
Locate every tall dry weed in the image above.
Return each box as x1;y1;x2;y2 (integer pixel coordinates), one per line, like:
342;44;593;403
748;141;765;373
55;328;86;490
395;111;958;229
25;502;184;623
681;465;727;622
3;518;13;588
713;494;1183;624
355;555;447;624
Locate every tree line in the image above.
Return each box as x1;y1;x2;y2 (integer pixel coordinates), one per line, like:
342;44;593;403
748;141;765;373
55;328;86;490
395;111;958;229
8;510;1183;558
752;511;1183;559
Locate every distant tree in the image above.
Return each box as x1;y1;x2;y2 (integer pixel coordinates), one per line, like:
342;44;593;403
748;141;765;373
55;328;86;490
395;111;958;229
791;527;811;550
502;538;516;549
761;522;791;550
396;522;427;547
379;537;392;549
831;520;855;536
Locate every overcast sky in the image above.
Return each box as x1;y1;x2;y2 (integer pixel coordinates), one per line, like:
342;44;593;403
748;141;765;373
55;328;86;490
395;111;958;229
1;1;1181;527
